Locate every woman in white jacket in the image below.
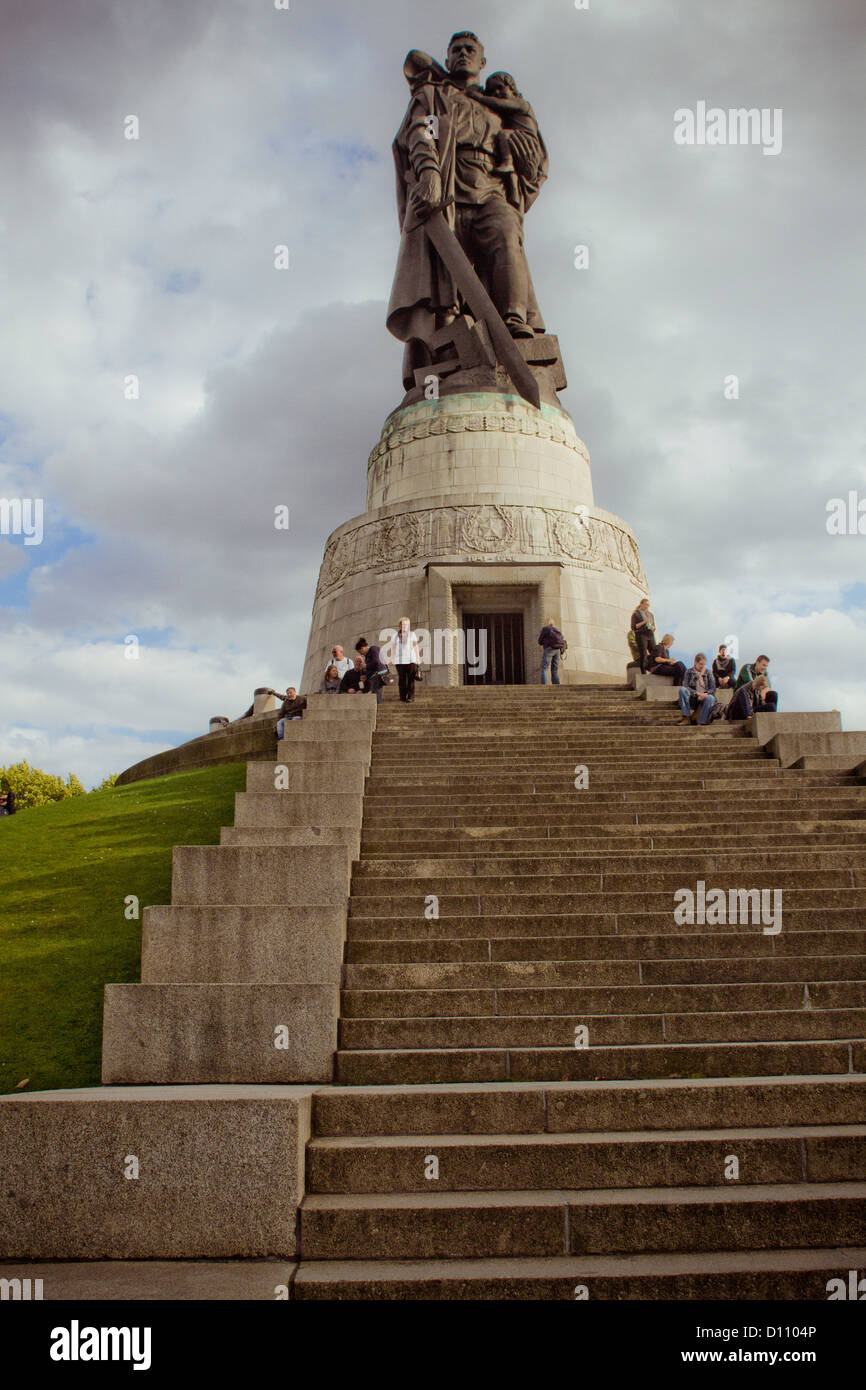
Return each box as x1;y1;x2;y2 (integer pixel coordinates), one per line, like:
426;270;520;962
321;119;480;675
393;616;421;703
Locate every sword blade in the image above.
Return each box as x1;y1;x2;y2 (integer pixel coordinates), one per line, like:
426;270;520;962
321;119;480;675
423;209;541;410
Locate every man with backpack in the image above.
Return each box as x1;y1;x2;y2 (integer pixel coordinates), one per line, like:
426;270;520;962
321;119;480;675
538;617;566;685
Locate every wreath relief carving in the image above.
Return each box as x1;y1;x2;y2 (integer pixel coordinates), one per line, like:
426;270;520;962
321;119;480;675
458;505;517;552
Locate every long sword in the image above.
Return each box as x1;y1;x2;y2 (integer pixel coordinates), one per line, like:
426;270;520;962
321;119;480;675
421;208;541;411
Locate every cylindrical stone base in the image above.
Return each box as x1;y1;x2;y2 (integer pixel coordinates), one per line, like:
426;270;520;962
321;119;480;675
302;393;649;690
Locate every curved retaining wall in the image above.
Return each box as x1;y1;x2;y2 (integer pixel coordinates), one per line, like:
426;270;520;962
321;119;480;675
116;717;278;786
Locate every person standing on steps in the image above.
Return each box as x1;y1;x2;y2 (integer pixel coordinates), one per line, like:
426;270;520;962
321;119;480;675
630;598;655;674
677;653;717;726
538;616;566;684
393;616;421;703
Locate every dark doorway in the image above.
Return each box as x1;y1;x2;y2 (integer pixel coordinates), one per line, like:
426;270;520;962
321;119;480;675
462;612;525;685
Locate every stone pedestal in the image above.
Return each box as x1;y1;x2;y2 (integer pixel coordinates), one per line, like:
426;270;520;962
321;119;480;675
252;688;279;715
302;391;647;690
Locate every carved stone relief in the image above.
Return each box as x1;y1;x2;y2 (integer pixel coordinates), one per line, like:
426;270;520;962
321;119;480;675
315;504;646;599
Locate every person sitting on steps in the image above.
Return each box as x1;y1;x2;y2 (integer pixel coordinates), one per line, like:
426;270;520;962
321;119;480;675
649;633;686;686
275;686;307;739
735;654;778;710
355;637;389;703
678;653;717;726
725;673;776;722
319;665;341;694
339;656;367;694
712;644;736;689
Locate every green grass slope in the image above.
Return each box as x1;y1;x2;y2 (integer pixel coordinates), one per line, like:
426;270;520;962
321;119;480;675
0;763;246;1094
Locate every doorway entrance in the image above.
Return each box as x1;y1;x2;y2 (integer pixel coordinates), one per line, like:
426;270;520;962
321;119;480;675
462;612;525;685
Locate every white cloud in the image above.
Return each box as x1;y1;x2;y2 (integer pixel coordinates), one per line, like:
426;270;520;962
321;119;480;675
1;0;864;782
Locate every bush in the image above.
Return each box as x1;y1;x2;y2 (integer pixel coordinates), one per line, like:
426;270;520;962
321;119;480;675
0;761;89;810
92;773;119;793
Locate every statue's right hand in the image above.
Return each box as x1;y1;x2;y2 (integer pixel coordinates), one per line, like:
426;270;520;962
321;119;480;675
409;169;442;219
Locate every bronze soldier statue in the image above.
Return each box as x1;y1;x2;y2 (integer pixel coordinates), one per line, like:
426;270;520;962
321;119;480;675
387;31;549;395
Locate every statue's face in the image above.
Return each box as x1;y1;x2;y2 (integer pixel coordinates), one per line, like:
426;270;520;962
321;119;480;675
447;35;485;81
486;75;513;99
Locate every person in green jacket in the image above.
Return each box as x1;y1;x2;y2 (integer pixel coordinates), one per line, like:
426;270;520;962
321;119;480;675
735;654;778;710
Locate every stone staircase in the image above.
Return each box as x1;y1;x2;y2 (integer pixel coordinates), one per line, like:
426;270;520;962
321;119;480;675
293;683;866;1298
3;681;866;1300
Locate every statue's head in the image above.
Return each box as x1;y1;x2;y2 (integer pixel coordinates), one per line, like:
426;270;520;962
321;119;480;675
486;71;518;99
446;31;486;81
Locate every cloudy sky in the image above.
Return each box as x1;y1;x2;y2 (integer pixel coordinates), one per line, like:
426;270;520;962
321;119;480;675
1;0;864;785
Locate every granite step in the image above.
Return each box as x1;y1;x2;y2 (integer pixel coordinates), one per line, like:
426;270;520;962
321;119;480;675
343;957;866;990
311;1076;866;1135
338;1007;866;1051
300;1182;866;1260
350;850;862;878
291;1246;866;1300
304;1125;866;1193
345;906;866;938
344;929;866;964
340;981;866;1020
334;1038;865;1085
346;887;866;922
